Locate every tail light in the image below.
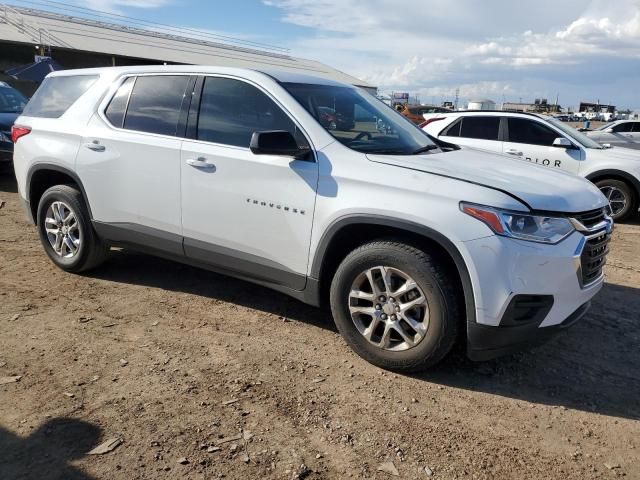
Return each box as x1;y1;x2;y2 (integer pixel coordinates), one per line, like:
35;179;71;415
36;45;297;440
11;125;31;143
418;117;445;129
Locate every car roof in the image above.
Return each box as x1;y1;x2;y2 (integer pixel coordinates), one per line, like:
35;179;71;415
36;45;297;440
440;110;549;120
44;65;351;88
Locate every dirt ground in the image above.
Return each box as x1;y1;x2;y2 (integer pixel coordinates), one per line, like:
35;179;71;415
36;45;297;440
1;172;639;480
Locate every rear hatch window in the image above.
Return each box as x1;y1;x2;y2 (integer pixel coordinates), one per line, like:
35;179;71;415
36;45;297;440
22;75;99;118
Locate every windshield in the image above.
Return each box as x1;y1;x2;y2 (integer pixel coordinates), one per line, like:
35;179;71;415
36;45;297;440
545;117;604;149
0;86;28;114
282;82;438;155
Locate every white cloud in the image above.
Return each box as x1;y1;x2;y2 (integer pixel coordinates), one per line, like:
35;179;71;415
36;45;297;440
266;0;640;108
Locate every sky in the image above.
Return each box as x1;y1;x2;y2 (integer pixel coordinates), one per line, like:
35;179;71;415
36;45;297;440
12;0;640;109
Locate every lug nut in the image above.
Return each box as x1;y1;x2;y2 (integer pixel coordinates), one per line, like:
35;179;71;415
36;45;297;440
381;314;388;320
395;305;401;312
375;304;382;310
378;295;386;302
391;314;397;321
389;297;395;302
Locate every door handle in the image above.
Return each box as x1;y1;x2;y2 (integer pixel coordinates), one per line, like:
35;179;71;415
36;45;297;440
83;141;105;152
506;149;523;156
186;157;216;170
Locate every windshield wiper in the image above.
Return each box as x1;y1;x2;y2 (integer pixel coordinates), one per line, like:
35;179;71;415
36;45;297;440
410;145;439;154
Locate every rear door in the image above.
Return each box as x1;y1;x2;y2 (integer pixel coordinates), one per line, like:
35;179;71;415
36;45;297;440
437;116;503;154
180;75;318;290
76;74;193;254
503;117;582;174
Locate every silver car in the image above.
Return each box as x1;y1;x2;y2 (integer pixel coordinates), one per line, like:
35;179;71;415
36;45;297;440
585;120;640;150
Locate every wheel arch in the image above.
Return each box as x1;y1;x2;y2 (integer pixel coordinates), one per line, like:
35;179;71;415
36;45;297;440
311;215;476;325
586;169;640;200
26;163;93;224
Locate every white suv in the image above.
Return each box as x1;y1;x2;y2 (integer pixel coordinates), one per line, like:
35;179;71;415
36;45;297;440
422;111;640;221
12;66;612;371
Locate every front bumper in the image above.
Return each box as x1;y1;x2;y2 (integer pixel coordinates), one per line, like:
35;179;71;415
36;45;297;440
467;301;591;361
460;228;610;360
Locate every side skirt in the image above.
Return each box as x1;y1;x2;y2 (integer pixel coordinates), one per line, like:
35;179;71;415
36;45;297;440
92;221;320;306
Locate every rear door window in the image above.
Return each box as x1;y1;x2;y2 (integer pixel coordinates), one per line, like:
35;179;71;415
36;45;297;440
459;117;500;140
22;75;98;118
507;118;558;146
632;122;640;132
123;75;190;137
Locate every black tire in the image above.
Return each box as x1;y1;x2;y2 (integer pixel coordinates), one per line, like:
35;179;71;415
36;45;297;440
330;240;461;372
36;184;109;272
595;178;637;221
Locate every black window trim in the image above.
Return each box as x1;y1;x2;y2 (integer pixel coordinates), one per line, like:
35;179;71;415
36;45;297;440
99;72;195;139
184;74;316;162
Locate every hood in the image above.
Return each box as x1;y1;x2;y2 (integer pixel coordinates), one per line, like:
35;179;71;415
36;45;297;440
0;112;19;131
593;146;640;163
367;147;608;213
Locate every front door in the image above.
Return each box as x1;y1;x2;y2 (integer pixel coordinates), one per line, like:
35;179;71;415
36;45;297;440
503;117;582;174
180;76;318;290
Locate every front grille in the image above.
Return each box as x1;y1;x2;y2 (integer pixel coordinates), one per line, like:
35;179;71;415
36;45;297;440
573;208;606;229
580;232;609;286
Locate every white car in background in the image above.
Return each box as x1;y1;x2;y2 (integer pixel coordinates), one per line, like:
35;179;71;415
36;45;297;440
422;111;640;220
584;120;640;151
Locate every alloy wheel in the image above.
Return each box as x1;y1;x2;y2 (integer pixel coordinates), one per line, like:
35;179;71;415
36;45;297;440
44;201;81;258
348;266;429;351
599;185;628;217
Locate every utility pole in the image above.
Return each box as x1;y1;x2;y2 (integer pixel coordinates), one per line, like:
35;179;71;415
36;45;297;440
454;88;459;110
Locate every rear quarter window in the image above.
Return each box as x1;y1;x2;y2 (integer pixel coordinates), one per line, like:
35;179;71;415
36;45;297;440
22;75;99;118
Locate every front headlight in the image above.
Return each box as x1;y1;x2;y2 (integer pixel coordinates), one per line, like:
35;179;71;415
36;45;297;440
461;202;575;244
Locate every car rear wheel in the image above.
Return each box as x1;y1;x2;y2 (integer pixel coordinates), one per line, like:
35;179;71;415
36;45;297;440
330;240;460;372
37;185;109;272
595;179;636;221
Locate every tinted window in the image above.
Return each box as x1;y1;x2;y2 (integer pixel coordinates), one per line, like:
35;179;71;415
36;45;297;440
105;77;135;128
442;118;461;137
459;117;500;140
124;75;190;136
508;118;558;146
612;122;633;133
197;77;298;148
633;123;640;132
22;75;98;118
0;85;28;113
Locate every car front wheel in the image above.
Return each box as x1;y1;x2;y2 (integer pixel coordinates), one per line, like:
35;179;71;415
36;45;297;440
595;179;636;221
330;240;460;372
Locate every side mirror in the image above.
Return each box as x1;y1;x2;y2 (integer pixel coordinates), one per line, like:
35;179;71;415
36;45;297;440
552;137;574;148
250;130;311;160
604;128;614;133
